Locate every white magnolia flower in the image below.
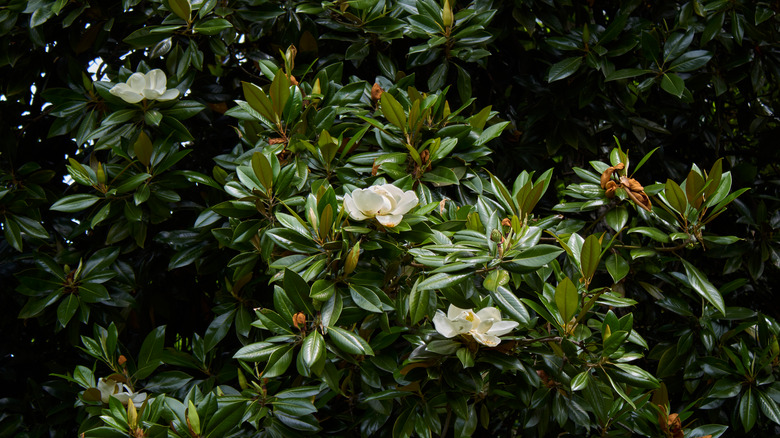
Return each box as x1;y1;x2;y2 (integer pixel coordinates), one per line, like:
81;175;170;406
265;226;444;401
433;304;519;347
343;183;418;227
109;69;180;104
97;377;147;407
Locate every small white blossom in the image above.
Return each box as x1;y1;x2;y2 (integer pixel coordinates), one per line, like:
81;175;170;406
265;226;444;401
343;183;418;227
109;69;179;104
96;377;147;407
433;304;518;347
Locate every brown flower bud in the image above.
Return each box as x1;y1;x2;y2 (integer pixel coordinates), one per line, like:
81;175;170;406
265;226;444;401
293;312;306;330
620;176;644;192
600;166;614;189
605;180;617;198
501;218;511;227
288;75;298;86
371;83;384;102
118;355;127;366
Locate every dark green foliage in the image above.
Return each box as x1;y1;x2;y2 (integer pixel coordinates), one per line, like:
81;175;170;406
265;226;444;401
1;0;779;437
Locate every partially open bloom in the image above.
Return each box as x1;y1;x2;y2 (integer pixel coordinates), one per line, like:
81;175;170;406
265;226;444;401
97;377;147;407
109;69;180;104
433;304;519;347
343;183;418;227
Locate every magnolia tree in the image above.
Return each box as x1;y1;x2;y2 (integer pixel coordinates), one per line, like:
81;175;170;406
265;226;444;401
2;0;780;437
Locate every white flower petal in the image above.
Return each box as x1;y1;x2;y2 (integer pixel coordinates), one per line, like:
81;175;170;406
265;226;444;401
97;378;121;403
344;194;368;220
476;307;502;322
486;320;519;337
130;392;147;407
352;188;386;216
109;83;144;103
391;190;418;215
447;304;472;321
157;88;180;101
146;69;168;94
433;310;462;338
143;88;162;100
471;331;501;347
376;213;402;227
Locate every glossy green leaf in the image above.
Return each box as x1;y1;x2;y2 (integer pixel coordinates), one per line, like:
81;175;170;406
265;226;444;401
327;326;374;356
681;259;726;316
555;277;578;322
547;57;583;82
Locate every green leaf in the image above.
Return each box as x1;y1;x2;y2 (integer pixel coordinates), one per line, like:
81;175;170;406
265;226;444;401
417;272;471;291
194;18;232;35
660;73;685;98
604;68;650;82
283;268;315;315
327;326;374;356
251;152;273;192
3;216;22;251
491;286;530;326
664;179;688;215
168;0;191;21
349;284;383;313
204;310;236;353
474;121;510;147
50;194;100;212
627;226;670;243
263;345;294;378
56;294;79;327
483;269;509;292
740;388;757;432
606;253;629;283
570;371;589;391
135;326;165;379
547;57;583;82
580;234;601;282
300;331;325;374
187;400;201;436
242;82;276;123
669;50;713;72
503;245;564;273
379;92;407;133
757;389;780;426
409;278;431;325
554;277;578;322
681;259;726;316
270;69;291;120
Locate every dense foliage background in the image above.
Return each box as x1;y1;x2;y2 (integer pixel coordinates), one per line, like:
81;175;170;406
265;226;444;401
1;0;779;436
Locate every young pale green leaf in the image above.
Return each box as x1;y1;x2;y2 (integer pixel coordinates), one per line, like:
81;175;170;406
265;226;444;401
187;400;200;436
242;81;276;123
251;152;273;192
270;69;291;120
483;268;509;292
580;234;601;282
555;277;579;322
681;259;726;316
379;92;407;133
